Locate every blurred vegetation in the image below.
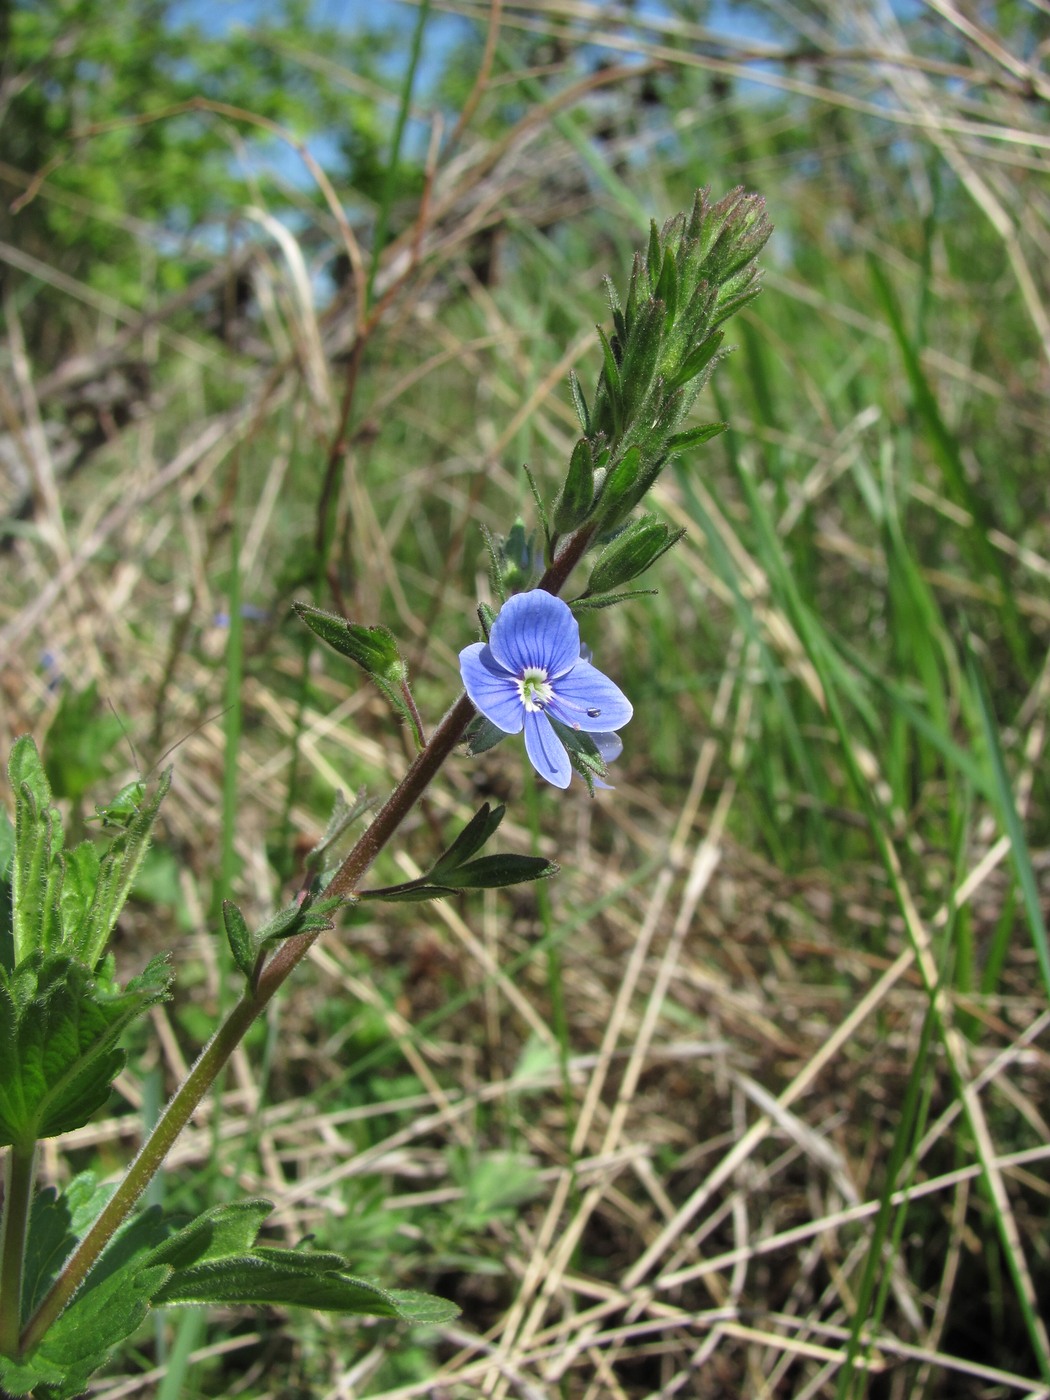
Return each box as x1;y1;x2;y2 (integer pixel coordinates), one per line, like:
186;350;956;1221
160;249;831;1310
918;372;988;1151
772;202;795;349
2;0;1050;1395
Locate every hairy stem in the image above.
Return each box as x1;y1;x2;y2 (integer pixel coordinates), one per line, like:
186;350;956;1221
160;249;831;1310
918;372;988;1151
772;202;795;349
19;522;597;1358
0;1141;36;1359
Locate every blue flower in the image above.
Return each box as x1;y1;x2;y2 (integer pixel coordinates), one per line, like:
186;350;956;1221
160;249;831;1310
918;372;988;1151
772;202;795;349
459;591;633;789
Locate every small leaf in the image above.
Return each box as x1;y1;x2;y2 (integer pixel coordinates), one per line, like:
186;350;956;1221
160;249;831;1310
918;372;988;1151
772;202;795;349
664;421;727;455
570;589;657;612
666;332;725;392
429;804;506;881
58;842;101;951
568;368;590;434
587;516;685;595
9;735;62;965
358;879;460;904
464;714;509;756
553;437;597;534
222;900;255;981
440;854;558;890
305;787;371;873
594;444;642;530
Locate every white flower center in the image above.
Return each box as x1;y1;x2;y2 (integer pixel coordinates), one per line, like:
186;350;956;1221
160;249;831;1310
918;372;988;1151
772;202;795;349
518;666;554;712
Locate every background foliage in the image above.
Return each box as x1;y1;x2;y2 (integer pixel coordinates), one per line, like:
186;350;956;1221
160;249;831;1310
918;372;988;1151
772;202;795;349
2;0;1049;1395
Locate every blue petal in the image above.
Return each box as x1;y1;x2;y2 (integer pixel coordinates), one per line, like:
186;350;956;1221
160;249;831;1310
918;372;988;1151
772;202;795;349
594;732;623;764
459;643;524;733
548;660;633;732
524;710;572;788
489;591;580;679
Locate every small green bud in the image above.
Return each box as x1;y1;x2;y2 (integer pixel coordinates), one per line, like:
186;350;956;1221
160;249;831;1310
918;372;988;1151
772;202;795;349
294;605;406;686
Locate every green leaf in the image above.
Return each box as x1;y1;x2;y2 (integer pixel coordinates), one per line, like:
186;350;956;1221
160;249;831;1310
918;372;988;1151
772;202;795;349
547;718;609;796
9;735;63;965
464;714;509;756
429;803;506;881
58;842;101;951
586;516;685;594
440;854;558;890
553;437;597;533
569;589;657;612
70;768;172;968
568;368;591;434
222;899;255;981
23;1173;115;1318
151;1248;458;1323
594;444;643;530
146;1199;275;1271
0;805;14;974
0;952;173;1145
27;1261;171;1398
358;880;462;904
664;421;727;454
294;605;421;742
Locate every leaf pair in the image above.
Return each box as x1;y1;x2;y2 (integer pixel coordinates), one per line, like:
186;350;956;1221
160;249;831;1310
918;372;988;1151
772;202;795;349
222;892;344;985
360;802;556;902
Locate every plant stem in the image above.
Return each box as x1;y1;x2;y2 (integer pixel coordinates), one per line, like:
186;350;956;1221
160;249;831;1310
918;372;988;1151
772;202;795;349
19;523;597;1358
0;1142;36;1359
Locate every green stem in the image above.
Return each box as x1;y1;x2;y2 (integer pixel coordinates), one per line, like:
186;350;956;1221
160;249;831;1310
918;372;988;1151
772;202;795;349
0;1142;36;1359
19;525;597;1359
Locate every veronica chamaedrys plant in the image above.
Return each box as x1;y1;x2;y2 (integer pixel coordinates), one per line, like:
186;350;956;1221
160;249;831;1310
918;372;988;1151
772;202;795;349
0;185;769;1397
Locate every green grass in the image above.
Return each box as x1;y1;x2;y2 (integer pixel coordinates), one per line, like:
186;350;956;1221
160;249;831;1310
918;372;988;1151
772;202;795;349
2;1;1049;1395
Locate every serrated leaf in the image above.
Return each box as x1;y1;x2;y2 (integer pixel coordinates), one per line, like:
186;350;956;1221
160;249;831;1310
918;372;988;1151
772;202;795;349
429;804;505;882
27;1261;171;1398
23;1173;115;1318
58;841;101;949
0;952;173;1145
0;1348;68;1395
71;768;172;968
9;735;62;965
151;1249;458;1323
146;1199;275;1270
